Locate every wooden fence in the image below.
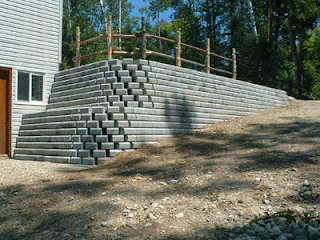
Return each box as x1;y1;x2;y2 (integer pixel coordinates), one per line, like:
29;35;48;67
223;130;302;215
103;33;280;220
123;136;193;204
74;16;237;79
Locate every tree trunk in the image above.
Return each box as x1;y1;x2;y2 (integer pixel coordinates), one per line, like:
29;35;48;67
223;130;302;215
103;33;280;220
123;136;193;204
287;0;299;96
298;32;304;98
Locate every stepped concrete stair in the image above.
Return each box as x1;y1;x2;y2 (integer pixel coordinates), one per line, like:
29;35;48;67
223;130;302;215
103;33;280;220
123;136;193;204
14;59;288;165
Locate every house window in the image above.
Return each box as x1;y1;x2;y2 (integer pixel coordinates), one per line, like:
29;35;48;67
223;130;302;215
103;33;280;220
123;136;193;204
17;71;44;102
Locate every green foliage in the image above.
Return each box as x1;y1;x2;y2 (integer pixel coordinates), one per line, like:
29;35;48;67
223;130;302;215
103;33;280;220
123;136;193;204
60;0;320;96
250;209;296;224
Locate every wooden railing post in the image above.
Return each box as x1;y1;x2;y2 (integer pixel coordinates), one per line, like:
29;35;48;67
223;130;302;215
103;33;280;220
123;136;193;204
141;17;147;60
232;48;237;79
206;38;210;74
176;28;181;67
107;15;112;60
75;26;81;67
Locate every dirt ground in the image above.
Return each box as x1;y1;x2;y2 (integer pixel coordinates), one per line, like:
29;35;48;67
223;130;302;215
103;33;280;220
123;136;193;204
0;99;320;240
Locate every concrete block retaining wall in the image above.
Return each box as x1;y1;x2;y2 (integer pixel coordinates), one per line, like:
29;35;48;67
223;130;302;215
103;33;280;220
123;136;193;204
14;59;288;165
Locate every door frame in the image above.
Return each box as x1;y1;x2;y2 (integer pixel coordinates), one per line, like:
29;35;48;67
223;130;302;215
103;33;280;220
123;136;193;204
0;67;12;157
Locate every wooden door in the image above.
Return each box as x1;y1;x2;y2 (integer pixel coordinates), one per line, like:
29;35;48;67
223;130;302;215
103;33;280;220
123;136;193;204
0;68;11;155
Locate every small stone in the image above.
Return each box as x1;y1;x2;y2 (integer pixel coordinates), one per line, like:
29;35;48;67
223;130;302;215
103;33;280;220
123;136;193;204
101;222;108;227
292;168;298;171
101;192;107;196
270;225;281;237
256;177;261;182
123;209;130;214
148;213;157;220
303;180;310;186
159;182;167;186
127;213;134;218
170;179;178;184
151;202;158;208
308;225;320;239
145;223;152;227
263;199;270;205
176;212;184;218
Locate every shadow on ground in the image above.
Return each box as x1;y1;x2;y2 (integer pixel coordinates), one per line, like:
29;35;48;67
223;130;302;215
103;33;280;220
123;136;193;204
1;116;319;239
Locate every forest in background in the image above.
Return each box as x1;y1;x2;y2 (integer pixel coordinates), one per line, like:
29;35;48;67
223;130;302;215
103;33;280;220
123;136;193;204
61;0;320;99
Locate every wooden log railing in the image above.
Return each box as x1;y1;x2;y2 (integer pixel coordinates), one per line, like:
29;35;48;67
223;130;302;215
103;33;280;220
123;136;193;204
74;16;237;79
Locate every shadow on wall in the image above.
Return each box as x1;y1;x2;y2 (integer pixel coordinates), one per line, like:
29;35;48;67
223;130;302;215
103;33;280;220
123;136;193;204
164;95;194;138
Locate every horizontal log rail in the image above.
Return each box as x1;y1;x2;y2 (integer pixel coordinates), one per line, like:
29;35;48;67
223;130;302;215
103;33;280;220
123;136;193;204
74;15;237;79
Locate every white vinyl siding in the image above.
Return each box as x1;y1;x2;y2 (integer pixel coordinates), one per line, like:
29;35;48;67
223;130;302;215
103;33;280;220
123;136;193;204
0;0;62;155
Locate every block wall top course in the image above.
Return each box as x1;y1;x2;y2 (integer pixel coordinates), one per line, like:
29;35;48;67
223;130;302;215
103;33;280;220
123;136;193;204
147;60;287;96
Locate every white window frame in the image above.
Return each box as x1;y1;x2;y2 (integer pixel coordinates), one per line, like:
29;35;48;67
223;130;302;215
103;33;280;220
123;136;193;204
15;70;46;106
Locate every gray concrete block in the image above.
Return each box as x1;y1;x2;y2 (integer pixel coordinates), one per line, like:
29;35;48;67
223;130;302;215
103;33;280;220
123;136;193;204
77;128;88;135
117;70;130;76
100;65;109;72
139;102;153;108
101;83;111;90
93;150;106;158
105;71;115;77
96;72;105;79
68;149;78;157
82;157;95;165
101;142;114;150
109;113;125;120
81;114;92;121
116;89;128;95
87;121;99;128
111;65;122;71
90;128;103;135
115;142;131;149
82;135;94;142
80;107;91;114
92;107;105;114
73;142;84;149
94;113;107;121
110;135;124;142
103;89;113;96
85;142;98;150
96;135;109;142
108;59;122;65
106;77;117;83
126;64;138;71
72;114;81;121
120;76;132;83
112;101;125;108
136;96;149;102
126;101;139;107
129;89;143;95
97;158;110;165
112;82;124;89
70;157;82;164
107;128;120;135
78;150;91;157
116;121;129;127
102;120;115;128
107;106;120;113
139;65;152;71
127;83;140;89
122;95;134;101
123;58;134;65
131;70;145;77
134;59;148;65
109;149;123;157
97;96;107;102
141;83;153;89
135;77;148;83
97;77;106;84
71;135;81;142
108;96;120;102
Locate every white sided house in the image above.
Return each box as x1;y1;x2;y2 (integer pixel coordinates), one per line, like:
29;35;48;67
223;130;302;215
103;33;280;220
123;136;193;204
0;0;63;156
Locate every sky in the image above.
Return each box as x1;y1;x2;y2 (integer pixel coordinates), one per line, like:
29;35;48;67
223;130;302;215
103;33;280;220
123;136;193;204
129;0;174;24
